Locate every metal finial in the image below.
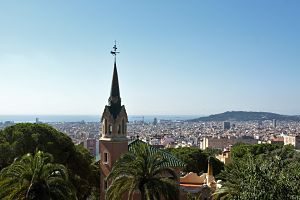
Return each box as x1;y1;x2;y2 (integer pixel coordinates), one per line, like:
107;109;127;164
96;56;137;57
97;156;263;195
110;40;120;60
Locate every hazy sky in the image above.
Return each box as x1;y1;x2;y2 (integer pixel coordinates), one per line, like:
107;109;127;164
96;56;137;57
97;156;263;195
0;1;299;115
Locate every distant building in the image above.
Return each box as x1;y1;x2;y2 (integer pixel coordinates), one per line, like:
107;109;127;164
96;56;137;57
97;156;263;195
35;118;42;124
216;149;231;165
273;119;277;128
200;137;234;150
223;121;231;130
236;136;259;145
284;135;300;149
231;123;236;129
269;137;284;145
4;121;14;125
153;117;158;125
82;138;99;157
200;136;257;150
160;119;172;124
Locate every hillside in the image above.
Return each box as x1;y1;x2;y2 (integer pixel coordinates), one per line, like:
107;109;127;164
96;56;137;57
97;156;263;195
189;111;300;122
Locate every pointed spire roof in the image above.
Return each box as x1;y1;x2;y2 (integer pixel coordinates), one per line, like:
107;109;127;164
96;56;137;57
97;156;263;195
108;61;122;110
110;61;120;98
106;42;123;118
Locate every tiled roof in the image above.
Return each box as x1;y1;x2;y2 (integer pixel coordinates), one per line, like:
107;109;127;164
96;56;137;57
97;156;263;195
128;139;185;168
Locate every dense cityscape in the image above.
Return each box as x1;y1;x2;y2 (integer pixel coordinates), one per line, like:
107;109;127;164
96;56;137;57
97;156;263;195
1;117;299;158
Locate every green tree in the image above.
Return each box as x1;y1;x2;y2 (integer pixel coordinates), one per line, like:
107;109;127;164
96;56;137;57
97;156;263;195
0;151;75;200
106;143;179;200
231;143;283;160
203;148;222;157
0;123;100;199
167;147;224;176
214;146;300;200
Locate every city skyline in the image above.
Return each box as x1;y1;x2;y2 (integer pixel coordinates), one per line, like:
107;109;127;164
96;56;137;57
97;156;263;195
0;1;300;115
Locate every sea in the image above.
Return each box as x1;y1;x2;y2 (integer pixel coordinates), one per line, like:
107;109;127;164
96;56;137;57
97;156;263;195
0;115;202;123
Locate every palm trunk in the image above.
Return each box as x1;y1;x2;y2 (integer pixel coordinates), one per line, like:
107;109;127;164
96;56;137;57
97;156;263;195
26;174;36;199
140;191;146;200
140;188;146;200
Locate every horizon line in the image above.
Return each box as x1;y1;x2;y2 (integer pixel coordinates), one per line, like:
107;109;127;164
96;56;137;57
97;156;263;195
0;111;300;116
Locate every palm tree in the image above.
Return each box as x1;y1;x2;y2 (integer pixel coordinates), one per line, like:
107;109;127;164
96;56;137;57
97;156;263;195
106;143;179;200
0;151;76;200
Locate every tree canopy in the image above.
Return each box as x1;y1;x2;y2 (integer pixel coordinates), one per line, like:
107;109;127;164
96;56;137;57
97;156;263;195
214;144;300;200
167;147;224;176
0;151;75;200
0;123;100;199
230;143;284;160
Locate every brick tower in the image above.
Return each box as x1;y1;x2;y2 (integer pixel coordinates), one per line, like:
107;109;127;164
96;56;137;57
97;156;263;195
99;42;128;199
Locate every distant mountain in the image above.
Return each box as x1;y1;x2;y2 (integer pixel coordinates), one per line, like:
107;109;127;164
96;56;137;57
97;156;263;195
189;111;300;122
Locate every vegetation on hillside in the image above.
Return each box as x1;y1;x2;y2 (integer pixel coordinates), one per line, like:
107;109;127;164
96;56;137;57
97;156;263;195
189;111;300;122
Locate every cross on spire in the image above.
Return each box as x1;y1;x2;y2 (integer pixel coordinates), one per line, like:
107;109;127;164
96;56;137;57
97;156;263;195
110;40;120;63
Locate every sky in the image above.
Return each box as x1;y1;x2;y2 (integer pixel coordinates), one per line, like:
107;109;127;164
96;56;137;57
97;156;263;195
0;0;299;115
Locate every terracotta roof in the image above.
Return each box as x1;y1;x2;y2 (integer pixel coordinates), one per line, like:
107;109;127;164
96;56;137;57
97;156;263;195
180;183;204;187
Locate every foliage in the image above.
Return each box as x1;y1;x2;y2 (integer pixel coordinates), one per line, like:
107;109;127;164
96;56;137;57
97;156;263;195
106;143;179;200
203;148;222;157
214;145;300;200
0;151;75;200
0;123;100;199
167;147;224;176
186;186;212;200
231;143;284;160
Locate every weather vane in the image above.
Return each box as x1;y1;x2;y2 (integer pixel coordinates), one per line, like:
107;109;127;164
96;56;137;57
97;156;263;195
110;40;120;62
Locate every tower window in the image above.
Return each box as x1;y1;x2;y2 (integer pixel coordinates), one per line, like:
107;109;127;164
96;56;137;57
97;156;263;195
122;119;125;134
109;125;112;134
104;180;108;190
118;124;121;134
104;119;108;134
104;152;109;164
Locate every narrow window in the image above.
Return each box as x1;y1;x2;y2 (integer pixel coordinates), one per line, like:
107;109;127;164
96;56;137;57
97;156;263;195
122;119;125;134
118;124;121;134
104;152;109;163
104;180;108;190
104;119;108;134
109;125;112;134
